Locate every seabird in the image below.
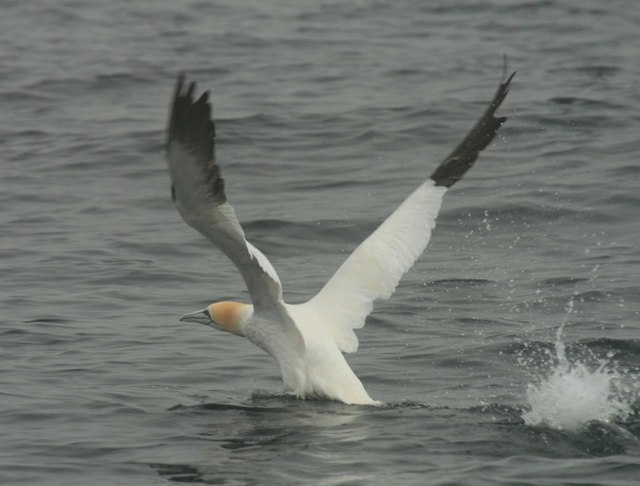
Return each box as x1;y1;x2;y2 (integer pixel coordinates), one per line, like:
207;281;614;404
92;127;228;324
166;69;515;405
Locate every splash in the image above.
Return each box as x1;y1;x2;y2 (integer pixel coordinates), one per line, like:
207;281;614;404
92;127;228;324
522;300;633;432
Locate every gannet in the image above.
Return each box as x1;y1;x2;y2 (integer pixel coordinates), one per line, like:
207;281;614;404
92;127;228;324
166;69;515;405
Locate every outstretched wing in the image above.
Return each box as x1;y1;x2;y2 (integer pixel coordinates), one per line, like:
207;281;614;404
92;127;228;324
166;74;284;311
305;70;515;353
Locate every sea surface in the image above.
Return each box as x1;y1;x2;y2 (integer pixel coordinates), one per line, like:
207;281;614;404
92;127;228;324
2;1;640;485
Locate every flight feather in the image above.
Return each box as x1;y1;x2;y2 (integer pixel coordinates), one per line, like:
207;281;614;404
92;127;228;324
166;74;285;311
306;70;515;353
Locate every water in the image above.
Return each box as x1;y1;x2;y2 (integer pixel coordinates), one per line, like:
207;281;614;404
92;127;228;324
2;0;640;484
523;300;636;432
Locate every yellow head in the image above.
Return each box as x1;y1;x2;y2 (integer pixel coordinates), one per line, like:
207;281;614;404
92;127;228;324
180;301;249;336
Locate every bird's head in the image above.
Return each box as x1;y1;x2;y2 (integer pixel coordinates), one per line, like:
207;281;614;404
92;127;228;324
180;301;249;337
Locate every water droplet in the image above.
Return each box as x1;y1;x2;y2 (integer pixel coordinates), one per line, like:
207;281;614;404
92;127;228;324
522;299;635;431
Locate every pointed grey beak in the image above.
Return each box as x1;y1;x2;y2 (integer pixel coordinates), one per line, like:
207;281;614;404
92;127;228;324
179;308;212;326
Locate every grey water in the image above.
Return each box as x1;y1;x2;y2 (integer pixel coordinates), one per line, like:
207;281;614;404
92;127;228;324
2;1;640;484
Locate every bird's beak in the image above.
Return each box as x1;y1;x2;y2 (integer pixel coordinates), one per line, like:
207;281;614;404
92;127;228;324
179;308;212;326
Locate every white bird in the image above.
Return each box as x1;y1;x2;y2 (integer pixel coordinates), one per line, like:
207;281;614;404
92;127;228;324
167;70;515;405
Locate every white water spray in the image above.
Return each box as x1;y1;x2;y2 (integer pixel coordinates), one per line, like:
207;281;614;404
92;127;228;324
522;300;633;432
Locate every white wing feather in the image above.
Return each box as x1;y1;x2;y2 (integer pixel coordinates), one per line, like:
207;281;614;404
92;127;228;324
305;180;447;352
302;69;515;353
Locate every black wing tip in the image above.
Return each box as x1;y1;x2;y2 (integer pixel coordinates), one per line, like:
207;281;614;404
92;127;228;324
198;92;208;106
430;67;514;188
176;72;186;88
498;71;517;102
500;54;517;85
172;73;194;105
167;74;225;204
168;74;215;147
